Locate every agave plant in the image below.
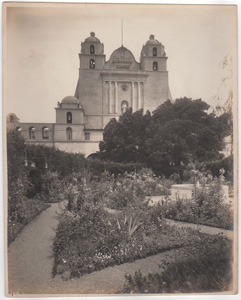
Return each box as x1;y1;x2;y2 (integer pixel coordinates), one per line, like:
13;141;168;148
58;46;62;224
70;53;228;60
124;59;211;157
116;213;142;236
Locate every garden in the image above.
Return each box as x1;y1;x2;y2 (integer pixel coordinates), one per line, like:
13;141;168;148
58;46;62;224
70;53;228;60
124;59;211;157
7;97;234;292
52;167;233;292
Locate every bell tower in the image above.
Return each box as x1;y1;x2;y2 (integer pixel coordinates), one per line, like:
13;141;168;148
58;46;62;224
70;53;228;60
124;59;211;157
78;32;105;70
75;32;106;117
140;34;167;72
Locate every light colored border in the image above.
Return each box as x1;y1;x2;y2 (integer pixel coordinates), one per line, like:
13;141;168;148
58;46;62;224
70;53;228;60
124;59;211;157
1;1;240;299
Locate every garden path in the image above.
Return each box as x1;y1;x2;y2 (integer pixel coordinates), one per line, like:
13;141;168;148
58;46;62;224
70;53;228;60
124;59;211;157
7;202;233;296
164;219;233;240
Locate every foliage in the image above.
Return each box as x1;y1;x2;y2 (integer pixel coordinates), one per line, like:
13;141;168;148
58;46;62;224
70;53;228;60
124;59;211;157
52;168;229;280
7;131;50;243
40;171;65;203
8;196;50;244
87;158;145;178
201;155;233;182
98;98;232;177
105;169;165;209
163;174;233;229
53;202;209;280
122;235;232;293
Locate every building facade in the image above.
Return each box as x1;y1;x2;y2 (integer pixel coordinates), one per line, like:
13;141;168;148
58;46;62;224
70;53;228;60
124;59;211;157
7;32;172;157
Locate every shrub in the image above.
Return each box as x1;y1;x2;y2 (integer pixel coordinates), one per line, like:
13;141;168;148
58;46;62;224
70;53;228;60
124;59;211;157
40;171;65;203
105;169;169;209
53;196;213;280
163;176;233;229
122;235;232;293
8;196;50;244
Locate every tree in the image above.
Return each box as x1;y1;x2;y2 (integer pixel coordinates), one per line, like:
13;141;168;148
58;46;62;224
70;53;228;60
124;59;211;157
98;98;231;177
99;108;151;163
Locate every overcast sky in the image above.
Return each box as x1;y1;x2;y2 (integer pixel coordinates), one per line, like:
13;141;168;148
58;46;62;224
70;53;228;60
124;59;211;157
3;3;237;123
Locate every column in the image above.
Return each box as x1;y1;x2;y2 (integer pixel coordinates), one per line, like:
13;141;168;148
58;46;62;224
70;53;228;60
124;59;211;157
115;82;118;114
108;81;112;114
132;82;135;111
138;82;141;110
141;82;144;111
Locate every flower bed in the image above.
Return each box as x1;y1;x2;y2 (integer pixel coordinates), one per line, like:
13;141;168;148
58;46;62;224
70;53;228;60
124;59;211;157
53;202;214;280
52;168;233;280
163;178;233;229
122;234;232;293
8;198;50;244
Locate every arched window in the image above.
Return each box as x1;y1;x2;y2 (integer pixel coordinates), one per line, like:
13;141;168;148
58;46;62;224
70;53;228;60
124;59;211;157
16;127;21;133
153;61;158;71
121;101;129;114
90;59;95;69
29;127;35;139
66;127;72;140
153;47;157;56
9;115;14;123
67;112;72;123
42;127;49;139
90;45;95;54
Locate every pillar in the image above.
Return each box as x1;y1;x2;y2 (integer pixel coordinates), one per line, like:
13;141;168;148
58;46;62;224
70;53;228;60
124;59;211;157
115;82;118;114
132;82;135;111
138;82;141;110
108;81;112;114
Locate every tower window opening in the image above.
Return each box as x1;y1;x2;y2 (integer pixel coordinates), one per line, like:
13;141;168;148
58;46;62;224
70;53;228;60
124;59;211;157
90;59;95;69
66;127;72;140
67;112;72;123
153;47;157;56
9;115;14;123
90;45;95;54
29;127;35;140
153;61;158;71
42;127;49;139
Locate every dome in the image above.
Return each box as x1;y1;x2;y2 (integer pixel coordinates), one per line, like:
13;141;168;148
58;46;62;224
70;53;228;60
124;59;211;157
84;32;100;43
145;34;161;45
61;96;80;104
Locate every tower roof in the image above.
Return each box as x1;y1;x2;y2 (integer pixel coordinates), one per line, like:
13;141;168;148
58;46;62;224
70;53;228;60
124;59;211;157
84;32;101;43
61;96;80;104
145;34;161;45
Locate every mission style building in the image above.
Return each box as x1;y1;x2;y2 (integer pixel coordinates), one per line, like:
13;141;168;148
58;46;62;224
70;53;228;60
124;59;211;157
7;32;172;156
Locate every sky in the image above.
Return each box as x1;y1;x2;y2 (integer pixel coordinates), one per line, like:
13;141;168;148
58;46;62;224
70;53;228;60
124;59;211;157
3;3;237;123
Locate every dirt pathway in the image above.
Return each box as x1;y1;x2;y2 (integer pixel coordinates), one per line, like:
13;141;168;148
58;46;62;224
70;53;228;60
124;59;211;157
6;199;180;296
7;202;63;295
7;202;233;296
165;218;233;239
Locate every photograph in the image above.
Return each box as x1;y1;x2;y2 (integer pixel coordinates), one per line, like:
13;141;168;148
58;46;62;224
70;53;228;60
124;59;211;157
3;2;238;296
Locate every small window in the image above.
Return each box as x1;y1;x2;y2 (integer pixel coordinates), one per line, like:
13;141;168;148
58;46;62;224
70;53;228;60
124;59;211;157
42;127;49;139
9;115;14;123
84;133;90;141
29;127;35;140
153;47;157;56
153;61;158;71
16;127;21;133
66;127;72;140
90;45;95;54
67;112;72;123
90;59;95;69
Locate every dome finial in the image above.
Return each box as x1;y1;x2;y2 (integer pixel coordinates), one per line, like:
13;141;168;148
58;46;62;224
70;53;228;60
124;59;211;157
90;32;95;37
150;34;155;40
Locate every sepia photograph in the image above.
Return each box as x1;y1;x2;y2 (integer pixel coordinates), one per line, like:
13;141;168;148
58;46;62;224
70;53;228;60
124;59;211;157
3;2;238;297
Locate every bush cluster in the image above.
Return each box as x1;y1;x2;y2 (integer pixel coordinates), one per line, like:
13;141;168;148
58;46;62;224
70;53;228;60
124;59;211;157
163;174;233;229
122;234;232;293
52;168;225;280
